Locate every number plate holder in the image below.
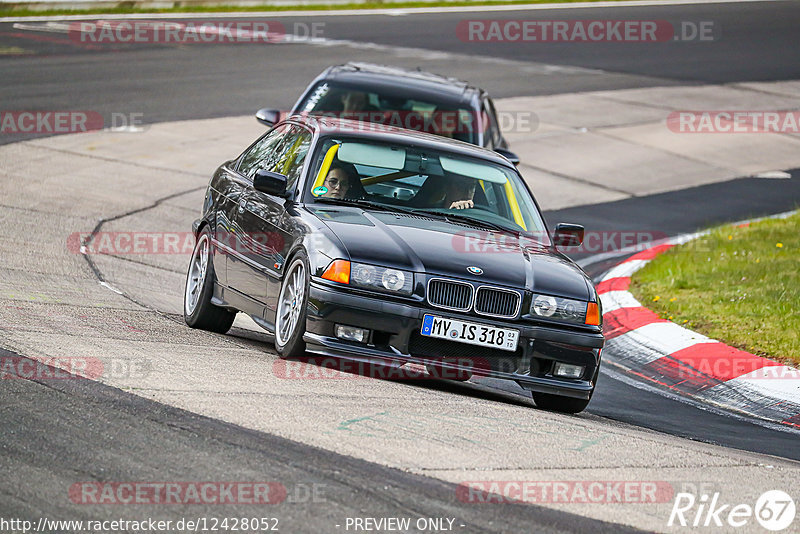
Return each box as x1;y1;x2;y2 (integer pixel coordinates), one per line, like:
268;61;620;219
420;314;519;352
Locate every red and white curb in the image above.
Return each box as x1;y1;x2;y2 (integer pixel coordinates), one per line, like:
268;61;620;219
597;217;800;429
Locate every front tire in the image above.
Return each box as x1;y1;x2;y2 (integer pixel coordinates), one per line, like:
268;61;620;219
532;368;599;414
184;228;236;334
274;251;310;359
531;393;590;414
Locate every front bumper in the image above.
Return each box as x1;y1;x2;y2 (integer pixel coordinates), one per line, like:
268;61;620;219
304;280;604;400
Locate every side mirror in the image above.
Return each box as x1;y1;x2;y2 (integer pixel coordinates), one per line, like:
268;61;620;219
553;223;584;247
255;108;281;127
494;148;520;166
253;169;289;197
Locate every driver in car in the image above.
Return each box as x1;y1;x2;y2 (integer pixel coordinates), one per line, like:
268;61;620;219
341;91;377;114
321;160;360;199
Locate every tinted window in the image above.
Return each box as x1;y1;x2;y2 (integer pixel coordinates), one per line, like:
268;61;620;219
238;124;290;179
297;81;477;145
271;125;313;189
237;124;312;190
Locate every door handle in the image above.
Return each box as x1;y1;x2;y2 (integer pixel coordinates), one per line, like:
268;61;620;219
238;198;246;213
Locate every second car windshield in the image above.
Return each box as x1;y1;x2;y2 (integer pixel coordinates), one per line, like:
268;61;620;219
307;137;548;239
297;82;478;145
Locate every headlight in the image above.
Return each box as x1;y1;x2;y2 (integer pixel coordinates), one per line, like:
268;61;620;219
381;269;407;291
353;263;412;294
530;294;589;325
323;260;413;295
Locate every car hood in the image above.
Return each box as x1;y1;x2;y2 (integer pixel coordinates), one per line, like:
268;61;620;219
311;207;592;301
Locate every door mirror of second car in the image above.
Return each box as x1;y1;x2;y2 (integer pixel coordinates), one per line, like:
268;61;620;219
553;223;585;247
253;169;289;197
255;108;281;127
494;148;520;166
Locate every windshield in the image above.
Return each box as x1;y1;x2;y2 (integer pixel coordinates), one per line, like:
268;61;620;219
306;137;548;240
296;81;479;145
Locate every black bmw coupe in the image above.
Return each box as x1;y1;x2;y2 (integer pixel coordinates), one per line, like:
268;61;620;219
255;62;520;164
184;115;603;413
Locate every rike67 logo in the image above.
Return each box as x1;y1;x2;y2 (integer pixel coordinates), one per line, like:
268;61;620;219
669;490;796;531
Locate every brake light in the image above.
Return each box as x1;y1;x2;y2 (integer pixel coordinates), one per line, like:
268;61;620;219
322;260;350;284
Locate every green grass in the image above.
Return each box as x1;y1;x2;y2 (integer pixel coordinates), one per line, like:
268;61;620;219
629;211;800;368
0;0;630;18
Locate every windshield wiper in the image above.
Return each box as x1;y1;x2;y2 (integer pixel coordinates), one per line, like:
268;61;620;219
314;197;417;215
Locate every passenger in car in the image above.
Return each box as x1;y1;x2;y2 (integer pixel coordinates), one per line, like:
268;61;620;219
440;175;477;210
409;174;477;209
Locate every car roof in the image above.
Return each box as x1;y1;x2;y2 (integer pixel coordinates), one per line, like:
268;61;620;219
287;114;514;169
320;62;481;106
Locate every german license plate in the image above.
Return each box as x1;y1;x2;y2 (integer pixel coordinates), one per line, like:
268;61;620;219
420;314;519;352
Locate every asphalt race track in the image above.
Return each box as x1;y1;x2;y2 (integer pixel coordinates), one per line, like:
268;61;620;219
2;1;800;144
1;1;799;532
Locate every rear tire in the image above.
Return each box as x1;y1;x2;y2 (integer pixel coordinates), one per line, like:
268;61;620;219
184;228;236;334
274;251;310;359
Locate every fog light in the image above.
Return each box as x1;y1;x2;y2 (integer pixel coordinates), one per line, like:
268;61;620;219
335;324;369;343
553;362;584;379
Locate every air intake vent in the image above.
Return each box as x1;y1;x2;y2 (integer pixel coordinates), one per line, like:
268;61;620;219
427;278;473;312
474;286;521;318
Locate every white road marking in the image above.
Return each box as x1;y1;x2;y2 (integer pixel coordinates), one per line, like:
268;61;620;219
11;19;604;76
600;258;647;280
728;369;800;404
599;289;640;313
622;321;715;354
99;281;123;295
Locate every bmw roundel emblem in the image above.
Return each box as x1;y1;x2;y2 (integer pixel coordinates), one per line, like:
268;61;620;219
467;266;483;275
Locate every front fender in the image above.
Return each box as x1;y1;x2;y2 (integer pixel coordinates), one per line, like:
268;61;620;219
287;207;350;278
